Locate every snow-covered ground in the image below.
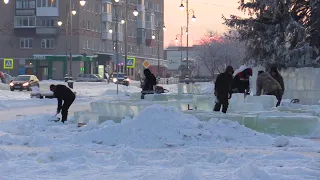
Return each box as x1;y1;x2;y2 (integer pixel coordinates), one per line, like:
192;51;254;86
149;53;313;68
0;81;319;179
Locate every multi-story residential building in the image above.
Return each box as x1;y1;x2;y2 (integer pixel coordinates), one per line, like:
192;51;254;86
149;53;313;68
0;0;165;80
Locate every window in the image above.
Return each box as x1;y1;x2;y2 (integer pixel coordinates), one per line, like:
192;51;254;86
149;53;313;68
20;38;33;49
87;21;91;30
41;39;55;49
16;0;35;9
15;16;36;27
102;3;112;14
83;40;86;49
37;0;56;7
41;19;55;27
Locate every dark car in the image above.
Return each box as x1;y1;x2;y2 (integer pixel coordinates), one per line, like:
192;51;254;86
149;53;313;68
110;73;130;86
9;75;40;91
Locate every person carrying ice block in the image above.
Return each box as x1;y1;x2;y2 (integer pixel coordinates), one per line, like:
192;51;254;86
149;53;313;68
213;66;234;113
256;71;283;107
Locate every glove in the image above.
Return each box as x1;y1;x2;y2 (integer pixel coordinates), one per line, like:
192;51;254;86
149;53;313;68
228;93;232;99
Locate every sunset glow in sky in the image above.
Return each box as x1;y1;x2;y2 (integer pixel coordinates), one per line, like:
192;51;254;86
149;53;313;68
164;0;243;47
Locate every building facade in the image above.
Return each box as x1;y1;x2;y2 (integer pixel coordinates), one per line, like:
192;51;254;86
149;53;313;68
0;0;165;80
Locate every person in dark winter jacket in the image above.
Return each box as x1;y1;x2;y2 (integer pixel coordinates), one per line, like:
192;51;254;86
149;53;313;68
269;66;285;95
214;66;234;113
50;84;76;123
141;69;157;99
232;68;252;94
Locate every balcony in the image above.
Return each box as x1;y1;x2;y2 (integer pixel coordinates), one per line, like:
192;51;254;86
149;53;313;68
16;9;36;16
102;32;112;40
36;27;57;35
36;7;58;17
102;13;112;22
14;16;36;28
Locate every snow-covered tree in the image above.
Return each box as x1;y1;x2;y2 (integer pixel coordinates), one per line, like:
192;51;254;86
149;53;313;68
223;0;318;68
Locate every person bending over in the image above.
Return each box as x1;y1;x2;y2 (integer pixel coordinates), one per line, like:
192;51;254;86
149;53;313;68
50;84;76;123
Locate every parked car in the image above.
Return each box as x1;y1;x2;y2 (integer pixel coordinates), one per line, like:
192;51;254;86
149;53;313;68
9;75;40;91
110;73;130;86
76;74;107;82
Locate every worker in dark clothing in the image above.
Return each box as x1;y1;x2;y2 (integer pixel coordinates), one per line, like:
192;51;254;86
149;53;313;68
214;66;234;113
141;69;157;99
50;84;76;123
232;68;253;94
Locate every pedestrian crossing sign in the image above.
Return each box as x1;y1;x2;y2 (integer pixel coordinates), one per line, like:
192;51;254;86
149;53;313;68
3;58;14;70
126;57;136;68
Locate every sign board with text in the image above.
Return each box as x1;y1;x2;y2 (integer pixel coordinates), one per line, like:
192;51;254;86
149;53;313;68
3;58;14;69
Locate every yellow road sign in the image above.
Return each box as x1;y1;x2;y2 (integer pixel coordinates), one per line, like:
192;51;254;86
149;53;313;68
142;60;150;68
4;58;14;69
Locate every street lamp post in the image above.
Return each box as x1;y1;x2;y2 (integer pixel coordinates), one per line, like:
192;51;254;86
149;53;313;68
114;0;139;75
152;22;166;79
179;0;196;79
110;1;122;95
57;0;86;80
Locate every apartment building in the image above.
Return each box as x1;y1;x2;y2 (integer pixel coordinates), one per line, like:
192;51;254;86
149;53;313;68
0;0;165;80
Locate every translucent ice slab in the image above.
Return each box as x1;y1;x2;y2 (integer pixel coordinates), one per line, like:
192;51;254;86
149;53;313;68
246;95;277;109
177;83;194;94
256;112;320;136
192;95;215;111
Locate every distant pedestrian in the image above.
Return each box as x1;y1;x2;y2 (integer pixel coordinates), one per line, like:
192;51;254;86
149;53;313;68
232;68;252;94
0;71;5;83
269;66;285;95
141;69;157;99
50;84;76;123
256;71;283;107
214;66;234;113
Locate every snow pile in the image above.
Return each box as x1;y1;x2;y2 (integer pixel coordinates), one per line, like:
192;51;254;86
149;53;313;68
0;83;9;90
273;136;290;147
230;163;272;180
73;104;274;148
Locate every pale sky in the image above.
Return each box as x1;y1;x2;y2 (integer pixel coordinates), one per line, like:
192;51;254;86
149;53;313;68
164;0;243;47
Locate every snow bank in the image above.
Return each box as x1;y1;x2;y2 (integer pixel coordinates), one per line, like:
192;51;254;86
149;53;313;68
73;104;274;148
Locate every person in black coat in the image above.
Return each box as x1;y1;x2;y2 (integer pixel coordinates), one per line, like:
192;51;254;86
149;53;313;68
141;69;157;99
232;68;252;94
50;84;76;123
142;69;157;91
214;66;234;113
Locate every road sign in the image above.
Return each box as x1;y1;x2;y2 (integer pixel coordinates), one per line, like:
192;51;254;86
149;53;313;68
4;58;14;69
142;60;150;68
126;57;136;68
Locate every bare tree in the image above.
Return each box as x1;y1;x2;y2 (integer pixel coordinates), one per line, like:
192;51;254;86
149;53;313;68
194;31;244;78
